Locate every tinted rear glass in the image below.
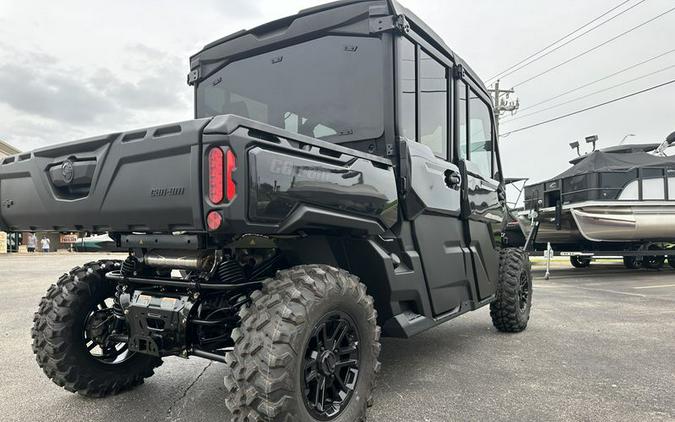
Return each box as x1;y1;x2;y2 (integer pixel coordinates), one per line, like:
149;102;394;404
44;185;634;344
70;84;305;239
197;36;384;143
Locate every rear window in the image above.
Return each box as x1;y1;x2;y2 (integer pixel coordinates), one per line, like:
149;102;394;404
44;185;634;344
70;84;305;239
197;36;385;143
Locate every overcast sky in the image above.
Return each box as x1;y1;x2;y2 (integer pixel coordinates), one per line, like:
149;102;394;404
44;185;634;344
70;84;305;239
1;0;673;186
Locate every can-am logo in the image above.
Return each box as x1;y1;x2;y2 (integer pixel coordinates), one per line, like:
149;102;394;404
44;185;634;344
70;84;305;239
269;159;333;182
151;187;185;197
61;160;74;184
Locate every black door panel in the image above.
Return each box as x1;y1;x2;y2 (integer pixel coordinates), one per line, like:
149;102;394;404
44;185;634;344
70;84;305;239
413;214;472;315
459;159;502;299
402;139;461;219
402;139;472;316
468;220;499;299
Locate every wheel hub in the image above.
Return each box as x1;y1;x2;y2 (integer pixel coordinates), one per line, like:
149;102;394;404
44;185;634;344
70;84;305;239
85;309;113;344
302;311;361;420
319;350;338;376
83;299;132;364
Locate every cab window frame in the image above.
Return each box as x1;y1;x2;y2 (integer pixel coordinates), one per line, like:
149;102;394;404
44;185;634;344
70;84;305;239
394;33;454;162
463;78;498;179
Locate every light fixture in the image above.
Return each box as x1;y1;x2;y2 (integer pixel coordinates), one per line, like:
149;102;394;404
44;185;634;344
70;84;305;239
585;135;598;152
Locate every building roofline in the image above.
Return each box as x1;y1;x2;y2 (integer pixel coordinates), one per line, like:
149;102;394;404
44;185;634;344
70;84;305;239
0;140;20;155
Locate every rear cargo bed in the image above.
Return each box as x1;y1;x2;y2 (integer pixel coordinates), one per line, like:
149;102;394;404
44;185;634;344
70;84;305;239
0;119;210;232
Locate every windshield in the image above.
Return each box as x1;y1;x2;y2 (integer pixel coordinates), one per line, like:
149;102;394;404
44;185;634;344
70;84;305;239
196;36;384;143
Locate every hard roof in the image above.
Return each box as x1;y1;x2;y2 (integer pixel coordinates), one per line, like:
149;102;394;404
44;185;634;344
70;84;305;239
191;0;487;94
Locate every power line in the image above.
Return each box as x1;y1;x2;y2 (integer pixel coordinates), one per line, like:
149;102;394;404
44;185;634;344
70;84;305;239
500;78;675;136
512;6;675;88
487;0;642;83
514;48;675;113
502;63;675;123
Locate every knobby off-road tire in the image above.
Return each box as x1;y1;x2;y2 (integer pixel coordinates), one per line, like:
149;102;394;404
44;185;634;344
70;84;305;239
32;260;162;397
490;248;532;333
224;265;381;422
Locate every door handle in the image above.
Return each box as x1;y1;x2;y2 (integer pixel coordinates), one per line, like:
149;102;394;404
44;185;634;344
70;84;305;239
444;169;461;190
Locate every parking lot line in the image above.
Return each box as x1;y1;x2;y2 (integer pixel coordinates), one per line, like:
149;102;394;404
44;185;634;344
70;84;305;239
632;283;675;290
575;286;646;298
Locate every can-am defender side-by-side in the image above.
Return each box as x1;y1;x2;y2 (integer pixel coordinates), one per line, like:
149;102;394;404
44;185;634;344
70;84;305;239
3;1;532;420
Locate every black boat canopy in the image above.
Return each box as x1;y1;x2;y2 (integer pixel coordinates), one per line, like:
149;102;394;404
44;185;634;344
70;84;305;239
524;138;675;209
555;149;675;180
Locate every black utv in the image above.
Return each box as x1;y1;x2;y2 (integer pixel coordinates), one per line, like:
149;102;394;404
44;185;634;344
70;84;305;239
2;1;532;420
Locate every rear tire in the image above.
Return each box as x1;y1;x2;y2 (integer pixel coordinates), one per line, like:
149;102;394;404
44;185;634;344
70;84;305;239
570;256;592;268
623;256;642;269
224;265;381;422
490;248;532;333
31;261;162;397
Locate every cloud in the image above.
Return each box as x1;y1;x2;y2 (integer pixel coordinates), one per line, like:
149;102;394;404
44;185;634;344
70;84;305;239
0;63;118;124
90;67;188;112
0;42;190;129
201;0;262;19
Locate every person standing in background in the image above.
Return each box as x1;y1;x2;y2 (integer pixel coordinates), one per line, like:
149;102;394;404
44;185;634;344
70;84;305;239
40;236;50;253
27;233;37;253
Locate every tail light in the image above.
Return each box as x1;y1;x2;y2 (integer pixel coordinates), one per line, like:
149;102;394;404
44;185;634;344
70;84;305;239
225;149;236;201
208;147;236;204
207;147;235;231
208;148;224;204
207;211;222;231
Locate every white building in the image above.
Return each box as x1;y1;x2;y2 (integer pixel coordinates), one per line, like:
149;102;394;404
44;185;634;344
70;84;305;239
0;140;20;158
0;141;21;253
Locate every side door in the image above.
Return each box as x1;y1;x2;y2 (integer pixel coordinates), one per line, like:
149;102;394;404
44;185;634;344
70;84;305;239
397;37;474;317
456;79;503;300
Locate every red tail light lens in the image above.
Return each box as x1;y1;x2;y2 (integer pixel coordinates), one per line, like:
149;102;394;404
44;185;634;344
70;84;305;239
208;148;224;204
207;211;222;231
225;149;236;201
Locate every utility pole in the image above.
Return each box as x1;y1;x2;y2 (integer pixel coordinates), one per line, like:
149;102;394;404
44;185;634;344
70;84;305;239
488;79;519;138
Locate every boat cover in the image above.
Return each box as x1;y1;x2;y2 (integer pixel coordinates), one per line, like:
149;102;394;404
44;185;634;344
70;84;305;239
553;149;675;181
524;141;675;209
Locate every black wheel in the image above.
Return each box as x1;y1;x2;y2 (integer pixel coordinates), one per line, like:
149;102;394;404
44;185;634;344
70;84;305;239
31;261;162;397
490;248;532;333
224;265;381;422
570;256;592;268
669;250;675;269
643;245;666;269
623;256;642;269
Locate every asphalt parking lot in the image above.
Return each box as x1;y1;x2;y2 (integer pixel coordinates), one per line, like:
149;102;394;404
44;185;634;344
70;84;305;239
1;254;673;421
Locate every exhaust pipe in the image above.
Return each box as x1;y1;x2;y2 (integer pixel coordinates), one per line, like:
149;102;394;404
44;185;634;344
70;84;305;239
143;249;213;271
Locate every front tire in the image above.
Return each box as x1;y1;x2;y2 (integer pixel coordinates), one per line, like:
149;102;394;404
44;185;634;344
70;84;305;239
224;265;381;422
491;248;532;333
31;261;162;397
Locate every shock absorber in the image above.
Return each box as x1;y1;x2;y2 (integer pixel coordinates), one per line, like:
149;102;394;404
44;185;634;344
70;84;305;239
112;284;126;321
113;255;138;322
121;255;139;276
